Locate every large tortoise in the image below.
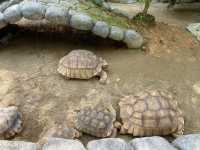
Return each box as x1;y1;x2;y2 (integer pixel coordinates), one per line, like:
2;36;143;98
75;103;119;137
57;50;108;84
119;89;184;137
0;106;23;139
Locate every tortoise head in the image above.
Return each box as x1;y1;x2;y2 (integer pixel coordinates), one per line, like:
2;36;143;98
99;57;108;70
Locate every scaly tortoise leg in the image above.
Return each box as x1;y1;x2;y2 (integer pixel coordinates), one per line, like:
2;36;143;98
99;70;108;84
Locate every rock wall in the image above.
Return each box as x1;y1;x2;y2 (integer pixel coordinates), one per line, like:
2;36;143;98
0;0;144;49
1;135;200;150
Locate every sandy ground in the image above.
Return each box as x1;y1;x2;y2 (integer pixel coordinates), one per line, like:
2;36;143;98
0;2;200;143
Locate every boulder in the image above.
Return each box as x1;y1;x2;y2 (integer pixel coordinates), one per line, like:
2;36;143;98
109;26;124;41
92;21;109;38
173;134;200;150
129;136;177;150
70;13;94;31
42;138;86;150
123;30;143;48
20;2;46;20
0;140;40;150
45;6;68;25
187;23;200;41
3;4;22;23
87;138;132;150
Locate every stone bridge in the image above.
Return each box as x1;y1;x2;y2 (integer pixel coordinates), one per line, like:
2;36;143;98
0;0;144;49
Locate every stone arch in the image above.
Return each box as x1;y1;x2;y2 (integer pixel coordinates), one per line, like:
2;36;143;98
0;0;144;49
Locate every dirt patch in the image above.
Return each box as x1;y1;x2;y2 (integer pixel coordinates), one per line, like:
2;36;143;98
137;22;200;56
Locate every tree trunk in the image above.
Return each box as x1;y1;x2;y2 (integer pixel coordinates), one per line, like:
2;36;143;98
143;0;151;14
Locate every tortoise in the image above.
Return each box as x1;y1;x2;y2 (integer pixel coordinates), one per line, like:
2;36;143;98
0;106;23;139
39;124;81;144
75;103;119;138
118;89;184;137
57;50;108;84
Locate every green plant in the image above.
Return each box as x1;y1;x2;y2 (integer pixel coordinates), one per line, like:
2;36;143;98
133;0;155;24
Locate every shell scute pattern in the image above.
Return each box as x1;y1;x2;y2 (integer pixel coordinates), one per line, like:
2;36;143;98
75;104;116;138
119;90;184;137
58;50;108;83
62;50;99;69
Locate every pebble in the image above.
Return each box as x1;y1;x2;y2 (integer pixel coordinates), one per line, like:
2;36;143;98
173;134;200;150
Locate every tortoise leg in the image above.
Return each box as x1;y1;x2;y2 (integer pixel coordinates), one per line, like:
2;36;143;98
119;126;127;135
99;70;108;84
110;128;117;138
172;123;184;138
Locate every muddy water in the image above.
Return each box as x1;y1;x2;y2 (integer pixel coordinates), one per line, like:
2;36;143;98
0;31;200;143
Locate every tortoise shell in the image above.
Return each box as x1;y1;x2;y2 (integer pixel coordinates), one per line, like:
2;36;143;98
57;50;107;81
0;106;23;139
75;104;116;138
119;90;184;137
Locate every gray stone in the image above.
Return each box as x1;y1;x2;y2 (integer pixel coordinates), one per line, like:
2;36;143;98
87;138;132;150
92;21;109;38
173;134;200;150
0;140;40;150
42;138;86;150
0;0;22;12
109;26;124;41
187;23;200;41
123;29;143;48
0;12;7;29
3;4;22;23
45;6;68;25
130;136;177;150
70;13;93;31
20;2;46;20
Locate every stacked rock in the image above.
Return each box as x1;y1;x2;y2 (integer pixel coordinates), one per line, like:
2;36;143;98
0;0;143;48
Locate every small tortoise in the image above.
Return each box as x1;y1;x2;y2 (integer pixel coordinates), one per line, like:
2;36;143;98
39;124;81;144
75;103;119;138
57;50;108;84
119;90;184;137
0;106;23;139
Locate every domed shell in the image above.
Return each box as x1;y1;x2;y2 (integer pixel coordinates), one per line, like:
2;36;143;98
57;50;105;80
60;50;99;69
75;104;116;138
119;90;184;136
